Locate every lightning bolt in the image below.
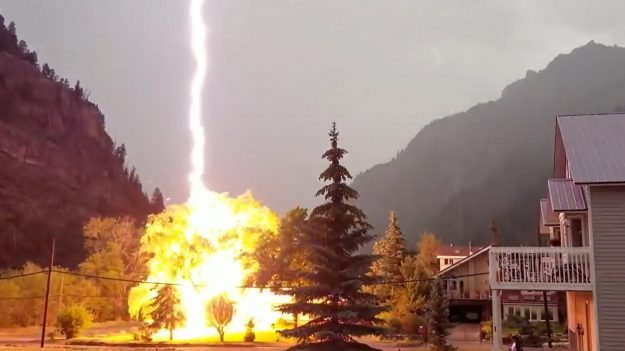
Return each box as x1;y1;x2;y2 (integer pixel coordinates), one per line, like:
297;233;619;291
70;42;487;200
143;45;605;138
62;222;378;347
188;0;208;201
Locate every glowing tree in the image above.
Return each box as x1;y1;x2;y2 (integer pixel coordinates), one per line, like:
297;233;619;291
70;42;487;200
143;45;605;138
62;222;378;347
369;211;408;301
277;123;387;351
206;294;235;342
149;285;185;341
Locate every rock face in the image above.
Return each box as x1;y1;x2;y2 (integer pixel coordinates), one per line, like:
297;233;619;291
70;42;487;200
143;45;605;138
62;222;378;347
0;52;151;268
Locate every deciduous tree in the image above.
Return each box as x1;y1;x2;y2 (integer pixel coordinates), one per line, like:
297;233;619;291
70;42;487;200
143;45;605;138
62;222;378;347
206;294;235;342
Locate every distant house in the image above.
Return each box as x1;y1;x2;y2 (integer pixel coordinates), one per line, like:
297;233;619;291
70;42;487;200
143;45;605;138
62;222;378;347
489;113;625;351
437;243;481;271
438;246;560;323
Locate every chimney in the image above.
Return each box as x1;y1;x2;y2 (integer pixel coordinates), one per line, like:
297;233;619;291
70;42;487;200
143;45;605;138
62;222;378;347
469;241;473;254
490;219;500;247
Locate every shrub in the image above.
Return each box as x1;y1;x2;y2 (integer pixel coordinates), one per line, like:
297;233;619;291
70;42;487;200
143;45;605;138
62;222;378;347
56;305;92;339
244;318;256;342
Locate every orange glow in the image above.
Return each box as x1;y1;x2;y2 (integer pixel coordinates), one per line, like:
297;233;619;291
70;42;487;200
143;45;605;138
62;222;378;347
127;0;289;340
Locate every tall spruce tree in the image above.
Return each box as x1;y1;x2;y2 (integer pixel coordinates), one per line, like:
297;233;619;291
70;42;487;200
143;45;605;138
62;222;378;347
149;285;185;341
277;123;387;351
427;277;455;351
369;211;408;300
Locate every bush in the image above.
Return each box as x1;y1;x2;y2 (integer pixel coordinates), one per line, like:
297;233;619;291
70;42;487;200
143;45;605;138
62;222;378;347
56;305;92;339
244;318;256;342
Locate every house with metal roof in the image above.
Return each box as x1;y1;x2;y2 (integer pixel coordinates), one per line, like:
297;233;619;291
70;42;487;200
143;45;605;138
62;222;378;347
437;243;482;271
489;113;625;351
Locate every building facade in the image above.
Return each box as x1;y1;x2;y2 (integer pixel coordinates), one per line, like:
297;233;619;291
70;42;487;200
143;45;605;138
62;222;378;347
489;113;625;351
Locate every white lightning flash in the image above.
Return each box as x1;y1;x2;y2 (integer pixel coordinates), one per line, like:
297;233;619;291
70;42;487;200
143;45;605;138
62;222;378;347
188;0;208;199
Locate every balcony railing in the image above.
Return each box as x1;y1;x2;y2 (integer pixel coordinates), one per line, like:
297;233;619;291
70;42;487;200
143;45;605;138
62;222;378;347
446;290;491;300
489;246;593;291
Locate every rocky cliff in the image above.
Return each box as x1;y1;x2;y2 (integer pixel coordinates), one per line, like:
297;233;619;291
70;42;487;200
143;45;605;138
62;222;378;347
0;51;152;268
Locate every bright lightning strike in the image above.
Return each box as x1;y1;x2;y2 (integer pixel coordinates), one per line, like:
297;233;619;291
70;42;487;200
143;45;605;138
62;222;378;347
188;0;208;200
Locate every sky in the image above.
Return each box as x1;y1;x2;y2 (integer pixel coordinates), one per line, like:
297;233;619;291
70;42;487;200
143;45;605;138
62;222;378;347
1;1;625;214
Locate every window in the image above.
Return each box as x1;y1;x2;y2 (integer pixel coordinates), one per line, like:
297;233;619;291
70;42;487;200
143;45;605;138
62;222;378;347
451;280;457;290
515;309;521;317
540;310;553;321
524;308;530;319
531;310;538;321
508;307;514;317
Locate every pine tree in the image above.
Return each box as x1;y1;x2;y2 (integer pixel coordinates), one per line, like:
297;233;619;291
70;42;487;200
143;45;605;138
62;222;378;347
74;80;84;98
7;21;16;36
150;188;165;214
277;123;387;351
427;277;455;351
149;285;184;341
42;63;51;77
114;143;127;164
369;211;407;301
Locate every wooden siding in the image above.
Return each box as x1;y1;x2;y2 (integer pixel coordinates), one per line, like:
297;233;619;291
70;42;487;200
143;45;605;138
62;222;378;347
589;186;625;351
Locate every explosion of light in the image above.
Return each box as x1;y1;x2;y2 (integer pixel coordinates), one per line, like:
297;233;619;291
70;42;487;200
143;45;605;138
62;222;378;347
127;0;289;341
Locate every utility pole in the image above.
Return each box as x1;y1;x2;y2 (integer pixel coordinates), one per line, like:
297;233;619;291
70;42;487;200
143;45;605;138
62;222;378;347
537;225;553;348
40;238;55;348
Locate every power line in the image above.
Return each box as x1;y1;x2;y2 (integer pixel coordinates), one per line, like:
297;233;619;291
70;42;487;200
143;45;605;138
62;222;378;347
50;269;490;289
0;270;47;280
52;270;183;286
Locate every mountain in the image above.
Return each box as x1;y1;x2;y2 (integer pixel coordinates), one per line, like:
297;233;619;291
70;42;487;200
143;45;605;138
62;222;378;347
352;41;625;247
0;16;153;268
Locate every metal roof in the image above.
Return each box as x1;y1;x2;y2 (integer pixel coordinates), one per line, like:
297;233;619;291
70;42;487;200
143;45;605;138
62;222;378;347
548;178;587;212
437;245;483;257
540;198;559;227
557;113;625;184
437;245;492;276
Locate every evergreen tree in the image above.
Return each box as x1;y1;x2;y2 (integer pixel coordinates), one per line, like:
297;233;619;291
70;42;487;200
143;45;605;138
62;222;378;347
7;21;16;36
17;39;27;53
42;63;51;77
277;123;387;351
369;211;407;300
74;80;84;98
114;143;127;164
150;188;165;214
427;277;455;351
149;285;184;341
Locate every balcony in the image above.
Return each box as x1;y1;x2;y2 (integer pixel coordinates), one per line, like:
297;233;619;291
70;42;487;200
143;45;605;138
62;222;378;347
446;290;492;300
489;246;593;291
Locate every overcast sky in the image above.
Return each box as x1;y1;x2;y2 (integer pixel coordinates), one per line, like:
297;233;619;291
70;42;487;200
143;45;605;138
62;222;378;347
1;1;625;213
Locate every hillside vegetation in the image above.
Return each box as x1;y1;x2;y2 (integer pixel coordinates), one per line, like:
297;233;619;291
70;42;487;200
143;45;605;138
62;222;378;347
352;41;625;246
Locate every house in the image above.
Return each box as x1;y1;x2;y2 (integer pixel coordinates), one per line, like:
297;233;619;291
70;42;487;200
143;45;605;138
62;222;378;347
438;246;492;322
489;113;625;351
437;243;480;271
438;246;560;323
